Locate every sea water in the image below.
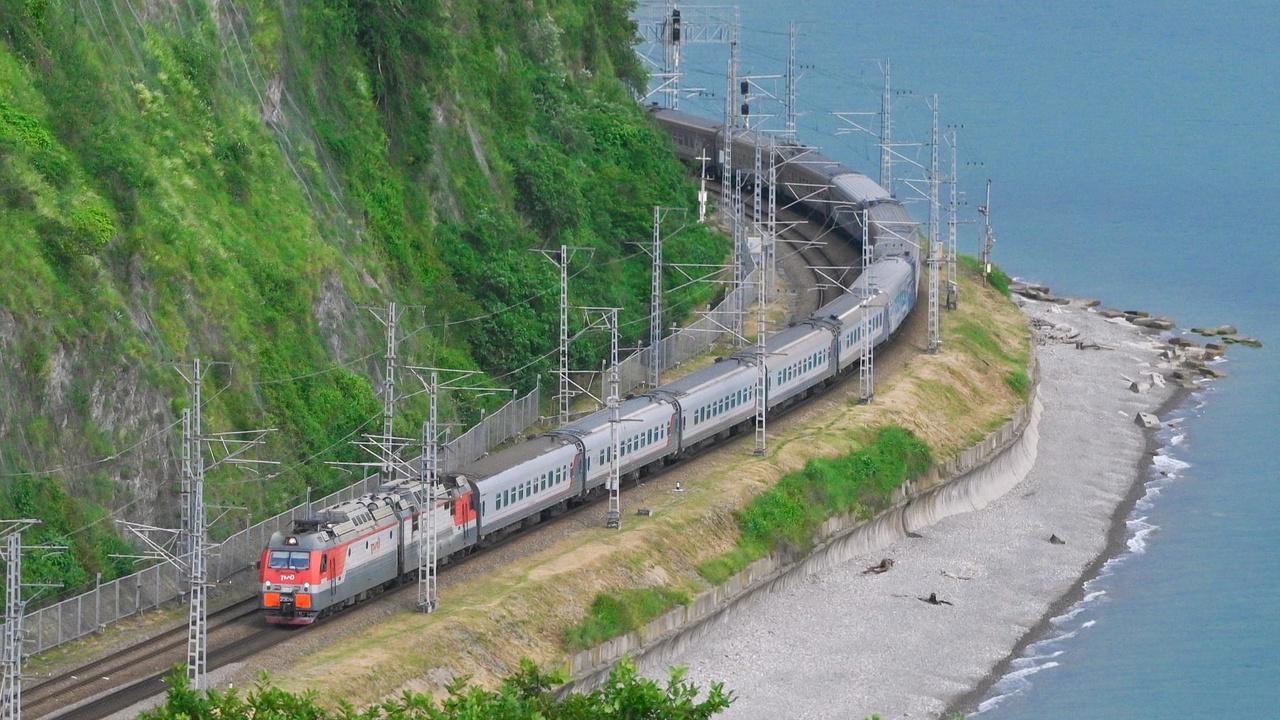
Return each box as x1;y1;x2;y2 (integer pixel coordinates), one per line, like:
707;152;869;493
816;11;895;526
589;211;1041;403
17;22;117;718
674;1;1279;715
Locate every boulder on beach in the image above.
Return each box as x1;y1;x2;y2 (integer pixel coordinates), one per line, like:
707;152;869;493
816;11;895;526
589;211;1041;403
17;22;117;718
1123;310;1152;319
1097;308;1127;319
1128;380;1151;394
1134;412;1161;429
1049;534;1067;545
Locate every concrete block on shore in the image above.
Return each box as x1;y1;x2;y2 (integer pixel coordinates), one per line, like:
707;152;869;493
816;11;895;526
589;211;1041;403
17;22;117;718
1097;308;1127;319
1132;316;1175;330
1129;380;1151;394
1223;335;1262;348
1135;412;1161;429
1078;298;1102;308
1123;309;1152;319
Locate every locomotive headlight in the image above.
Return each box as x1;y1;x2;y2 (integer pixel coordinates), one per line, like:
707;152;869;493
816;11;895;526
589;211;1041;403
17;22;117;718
303;582;311;592
262;581;270;592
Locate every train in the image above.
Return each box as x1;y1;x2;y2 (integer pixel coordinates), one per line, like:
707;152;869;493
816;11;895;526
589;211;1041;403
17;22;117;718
258;108;921;626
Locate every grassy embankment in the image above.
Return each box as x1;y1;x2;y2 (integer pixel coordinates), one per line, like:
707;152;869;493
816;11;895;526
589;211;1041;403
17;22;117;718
265;257;1031;706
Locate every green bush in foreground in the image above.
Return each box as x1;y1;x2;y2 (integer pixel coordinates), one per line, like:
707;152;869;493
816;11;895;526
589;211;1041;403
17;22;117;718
141;657;731;719
564;587;691;651
698;426;932;584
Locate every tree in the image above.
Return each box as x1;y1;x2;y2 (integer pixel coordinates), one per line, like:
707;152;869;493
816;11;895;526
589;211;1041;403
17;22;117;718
139;657;733;719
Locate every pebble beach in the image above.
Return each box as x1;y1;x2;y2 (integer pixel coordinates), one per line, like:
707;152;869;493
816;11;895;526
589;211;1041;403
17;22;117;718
655;297;1195;719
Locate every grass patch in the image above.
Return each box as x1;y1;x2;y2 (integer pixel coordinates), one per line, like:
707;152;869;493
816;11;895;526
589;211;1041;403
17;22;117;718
697;426;932;584
563;587;691;652
959;254;1011;296
1004;369;1030;397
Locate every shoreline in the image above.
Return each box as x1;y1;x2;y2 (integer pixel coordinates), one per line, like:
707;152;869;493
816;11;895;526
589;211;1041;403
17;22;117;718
944;380;1193;717
648;296;1195;719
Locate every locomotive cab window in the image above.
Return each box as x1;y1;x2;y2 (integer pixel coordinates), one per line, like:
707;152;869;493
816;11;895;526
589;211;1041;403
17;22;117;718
269;551;310;570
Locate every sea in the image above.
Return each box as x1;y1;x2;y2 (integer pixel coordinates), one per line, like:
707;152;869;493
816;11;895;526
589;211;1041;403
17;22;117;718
672;1;1279;716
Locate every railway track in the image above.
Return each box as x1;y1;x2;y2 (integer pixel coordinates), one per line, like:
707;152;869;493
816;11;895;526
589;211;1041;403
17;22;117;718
25;597;262;719
31;195;864;720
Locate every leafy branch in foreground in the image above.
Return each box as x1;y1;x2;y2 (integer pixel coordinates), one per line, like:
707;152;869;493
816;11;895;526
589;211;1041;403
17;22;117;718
139;657;732;719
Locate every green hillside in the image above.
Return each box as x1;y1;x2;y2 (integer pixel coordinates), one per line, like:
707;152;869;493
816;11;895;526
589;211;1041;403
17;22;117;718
0;0;723;596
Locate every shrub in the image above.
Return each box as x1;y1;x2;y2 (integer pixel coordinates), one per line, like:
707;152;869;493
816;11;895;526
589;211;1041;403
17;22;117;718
563;586;690;651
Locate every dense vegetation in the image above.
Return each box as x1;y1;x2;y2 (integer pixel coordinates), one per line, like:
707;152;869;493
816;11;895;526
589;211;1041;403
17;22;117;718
698;426;932;584
0;0;726;600
141;659;732;719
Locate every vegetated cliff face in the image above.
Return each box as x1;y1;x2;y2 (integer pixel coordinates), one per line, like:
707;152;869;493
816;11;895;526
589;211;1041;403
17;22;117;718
0;0;722;596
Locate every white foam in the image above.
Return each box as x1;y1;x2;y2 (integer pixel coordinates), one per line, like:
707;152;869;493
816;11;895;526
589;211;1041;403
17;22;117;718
1169;433;1185;446
1152;454;1190;473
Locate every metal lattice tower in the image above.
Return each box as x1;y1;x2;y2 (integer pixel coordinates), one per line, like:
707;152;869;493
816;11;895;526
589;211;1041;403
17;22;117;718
184;359;208;689
927;95;942;354
753;254;768;456
380;302;399;482
1;533;18;720
785;21;798;141
766;136;778;302
535;246;592;424
650;207;664;388
604;308;622;529
980;180;996;284
752;135;763;302
881;60;893;194
859;211;875;403
1;522;60;720
946;128;959;310
732;169;746;346
179;408;193;561
557;247;570;422
697;150;710;223
419;371;440;612
401;365;495;613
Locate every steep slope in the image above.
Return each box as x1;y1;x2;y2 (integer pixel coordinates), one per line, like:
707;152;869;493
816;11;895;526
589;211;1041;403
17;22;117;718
0;0;723;596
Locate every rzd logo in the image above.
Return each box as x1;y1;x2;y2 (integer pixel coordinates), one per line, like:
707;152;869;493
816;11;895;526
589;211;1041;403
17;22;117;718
280;573;296;581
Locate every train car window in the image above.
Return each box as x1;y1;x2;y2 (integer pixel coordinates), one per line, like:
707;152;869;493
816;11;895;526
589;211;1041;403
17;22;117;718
320;555;328;573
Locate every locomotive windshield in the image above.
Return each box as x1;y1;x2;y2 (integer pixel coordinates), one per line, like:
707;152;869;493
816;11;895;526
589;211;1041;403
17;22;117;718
268;550;310;570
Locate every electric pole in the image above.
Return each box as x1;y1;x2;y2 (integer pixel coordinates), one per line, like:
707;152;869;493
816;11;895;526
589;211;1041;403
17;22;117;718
859;211;875;403
946;127;959;310
927;94;942;354
980;180;996;284
650;207;664;388
697;150;710;223
1;521;60;720
366;302;401;483
118;360;274;692
606;308;621;529
183;359;207;688
535;245;593;424
881;60;893;195
785;21;798;142
401;367;506;613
